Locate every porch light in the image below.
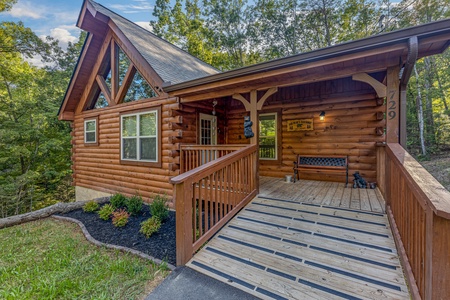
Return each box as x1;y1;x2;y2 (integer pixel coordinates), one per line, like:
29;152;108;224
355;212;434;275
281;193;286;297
319;111;326;121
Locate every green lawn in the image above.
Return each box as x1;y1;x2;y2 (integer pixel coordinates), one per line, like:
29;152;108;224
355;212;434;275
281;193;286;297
0;218;169;300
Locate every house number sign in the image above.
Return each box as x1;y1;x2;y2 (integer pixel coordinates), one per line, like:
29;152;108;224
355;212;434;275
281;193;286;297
388;90;397;120
287;119;314;131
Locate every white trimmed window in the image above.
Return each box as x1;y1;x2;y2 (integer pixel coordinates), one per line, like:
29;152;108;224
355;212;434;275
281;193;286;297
121;110;158;162
259;113;277;160
84;119;97;144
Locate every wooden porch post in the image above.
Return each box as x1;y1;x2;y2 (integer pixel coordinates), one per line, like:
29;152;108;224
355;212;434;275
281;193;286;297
249;90;258;145
386;66;400;143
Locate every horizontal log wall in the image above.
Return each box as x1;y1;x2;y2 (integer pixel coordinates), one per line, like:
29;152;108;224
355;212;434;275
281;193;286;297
72;97;185;204
226;77;385;183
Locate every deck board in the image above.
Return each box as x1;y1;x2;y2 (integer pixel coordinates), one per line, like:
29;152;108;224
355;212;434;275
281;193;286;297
188;179;408;300
259;177;386;213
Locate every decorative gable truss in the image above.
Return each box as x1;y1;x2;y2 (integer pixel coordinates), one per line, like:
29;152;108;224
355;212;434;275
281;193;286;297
82;35;160;111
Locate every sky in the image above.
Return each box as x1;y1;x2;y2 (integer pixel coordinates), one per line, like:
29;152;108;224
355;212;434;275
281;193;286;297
1;0;155;52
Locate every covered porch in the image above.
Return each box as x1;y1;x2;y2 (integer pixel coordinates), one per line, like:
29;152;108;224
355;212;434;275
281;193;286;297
168;21;450;299
187;178;408;299
171;143;450;299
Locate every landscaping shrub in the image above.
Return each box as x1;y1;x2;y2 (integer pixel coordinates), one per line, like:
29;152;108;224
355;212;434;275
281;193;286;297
140;216;161;238
110;193;127;209
126;195;143;215
82;201;99;213
150;194;169;222
111;209;130;227
98;204;115;220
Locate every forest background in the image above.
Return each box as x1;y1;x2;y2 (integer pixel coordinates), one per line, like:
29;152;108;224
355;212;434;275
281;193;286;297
1;0;449;217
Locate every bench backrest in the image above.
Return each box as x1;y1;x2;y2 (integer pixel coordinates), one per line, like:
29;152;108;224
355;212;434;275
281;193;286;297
297;155;347;167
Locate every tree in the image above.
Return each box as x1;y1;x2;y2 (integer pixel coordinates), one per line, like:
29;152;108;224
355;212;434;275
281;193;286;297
0;0;84;216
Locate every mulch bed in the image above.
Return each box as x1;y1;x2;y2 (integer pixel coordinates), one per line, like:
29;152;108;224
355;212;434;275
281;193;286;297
56;204;176;265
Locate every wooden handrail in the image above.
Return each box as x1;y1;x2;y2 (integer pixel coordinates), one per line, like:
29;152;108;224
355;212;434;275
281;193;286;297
179;144;245;151
172;144;258;266
385;143;450;300
386;143;450;219
173;145;256;184
179;144;246;173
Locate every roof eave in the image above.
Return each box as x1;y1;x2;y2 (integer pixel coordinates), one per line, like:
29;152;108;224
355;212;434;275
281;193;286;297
163;19;450;93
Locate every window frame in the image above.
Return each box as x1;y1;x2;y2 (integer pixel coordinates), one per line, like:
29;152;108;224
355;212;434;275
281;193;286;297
84;117;98;146
120;107;161;167
258;110;282;164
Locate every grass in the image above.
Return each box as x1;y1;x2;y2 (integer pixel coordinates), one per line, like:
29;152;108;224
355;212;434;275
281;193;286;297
0;218;169;300
419;152;450;192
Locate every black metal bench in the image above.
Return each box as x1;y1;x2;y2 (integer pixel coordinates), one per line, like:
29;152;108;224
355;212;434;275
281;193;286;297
293;155;348;186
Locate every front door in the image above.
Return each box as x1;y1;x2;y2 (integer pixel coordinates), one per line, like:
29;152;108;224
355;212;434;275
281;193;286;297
199;113;217;145
199;113;217;164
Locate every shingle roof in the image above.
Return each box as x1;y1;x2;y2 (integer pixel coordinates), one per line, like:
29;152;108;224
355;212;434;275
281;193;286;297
89;0;219;85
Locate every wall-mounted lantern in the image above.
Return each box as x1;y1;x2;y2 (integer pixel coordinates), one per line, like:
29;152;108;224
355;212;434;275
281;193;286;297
319;111;326;121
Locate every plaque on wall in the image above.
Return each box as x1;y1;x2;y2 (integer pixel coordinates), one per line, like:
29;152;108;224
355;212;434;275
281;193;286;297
287;119;313;131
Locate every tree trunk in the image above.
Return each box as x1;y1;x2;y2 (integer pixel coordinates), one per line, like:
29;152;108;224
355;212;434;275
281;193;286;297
414;66;427;156
429;56;448;111
0;197;110;229
424;58;436;146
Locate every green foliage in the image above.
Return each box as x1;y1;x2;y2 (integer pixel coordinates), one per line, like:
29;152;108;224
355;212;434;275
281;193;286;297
98;204;115;220
82;201;99;213
0;218;168;299
150;194;169;222
112;209;130;227
0;7;85;217
126;195;143;215
140;216;162;238
110;193;127;209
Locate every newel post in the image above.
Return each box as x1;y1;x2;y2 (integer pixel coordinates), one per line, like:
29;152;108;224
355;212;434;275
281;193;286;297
175;180;194;266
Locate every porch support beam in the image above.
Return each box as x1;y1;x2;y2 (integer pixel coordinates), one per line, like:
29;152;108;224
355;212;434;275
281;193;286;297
352;73;387;98
386;66;400;143
233;87;278;144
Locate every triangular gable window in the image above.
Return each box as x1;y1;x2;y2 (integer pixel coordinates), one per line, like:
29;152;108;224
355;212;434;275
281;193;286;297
118;48;131;87
124;71;157;102
85;40;158;111
94;92;109;109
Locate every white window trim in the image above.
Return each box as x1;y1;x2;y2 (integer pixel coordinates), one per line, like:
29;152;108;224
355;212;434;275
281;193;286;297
259;112;277;160
84;119;97;144
120;110;158;162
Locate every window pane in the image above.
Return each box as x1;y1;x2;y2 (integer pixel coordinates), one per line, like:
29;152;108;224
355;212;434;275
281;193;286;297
86;121;96;131
94;92;109;109
140;137;156;160
259;137;276;159
123;138;137;159
122;116;137;137
86;132;96;143
140;113;156;136
124;71;157;102
259;115;276;137
259;114;276;159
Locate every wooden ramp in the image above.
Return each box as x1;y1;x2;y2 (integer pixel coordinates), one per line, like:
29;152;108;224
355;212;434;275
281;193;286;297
187;196;410;299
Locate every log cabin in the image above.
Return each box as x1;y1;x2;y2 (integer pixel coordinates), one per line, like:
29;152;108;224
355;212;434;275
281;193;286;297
59;0;450;298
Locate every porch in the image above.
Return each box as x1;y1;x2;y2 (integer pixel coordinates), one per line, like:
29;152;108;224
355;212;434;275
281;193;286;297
171;144;450;299
187;179;408;299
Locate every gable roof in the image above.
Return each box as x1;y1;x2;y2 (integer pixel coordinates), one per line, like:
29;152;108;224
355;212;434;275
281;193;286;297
87;0;219;85
59;0;219;120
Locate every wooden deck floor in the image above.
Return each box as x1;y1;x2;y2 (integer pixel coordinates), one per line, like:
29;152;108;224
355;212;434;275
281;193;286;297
188;179;409;299
260;177;386;213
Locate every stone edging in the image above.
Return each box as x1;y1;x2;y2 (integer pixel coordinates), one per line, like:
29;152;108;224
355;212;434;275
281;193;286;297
52;215;176;271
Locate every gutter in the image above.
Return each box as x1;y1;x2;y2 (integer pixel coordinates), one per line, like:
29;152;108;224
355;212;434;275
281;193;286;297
399;36;418;147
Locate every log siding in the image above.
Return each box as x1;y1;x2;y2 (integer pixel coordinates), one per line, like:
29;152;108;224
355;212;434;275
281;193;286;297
225;77;384;183
72;97;180;204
